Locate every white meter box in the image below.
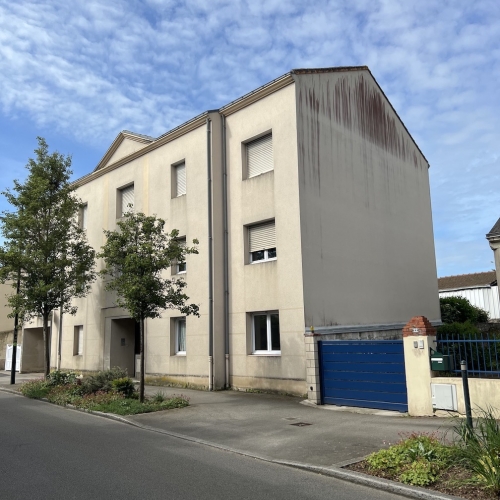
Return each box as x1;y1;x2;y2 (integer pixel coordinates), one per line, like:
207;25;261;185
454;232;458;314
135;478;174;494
431;383;458;411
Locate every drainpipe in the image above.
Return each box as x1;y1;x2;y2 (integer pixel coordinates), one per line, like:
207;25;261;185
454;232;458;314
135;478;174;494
57;303;63;371
207;116;214;391
222;114;230;389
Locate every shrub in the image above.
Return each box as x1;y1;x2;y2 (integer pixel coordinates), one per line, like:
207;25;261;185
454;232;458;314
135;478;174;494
45;384;81;406
437;321;481;338
152;390;167;403
111;377;136;397
46;370;78;387
454;407;500;493
80;367;128;394
440;296;489;324
366;433;455;486
20;379;51;399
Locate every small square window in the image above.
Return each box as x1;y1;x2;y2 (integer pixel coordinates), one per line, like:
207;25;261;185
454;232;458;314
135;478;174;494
73;326;83;356
252;312;280;354
175;318;186;355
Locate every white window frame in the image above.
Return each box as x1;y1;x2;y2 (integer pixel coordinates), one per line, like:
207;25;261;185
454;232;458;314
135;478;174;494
248;221;277;264
251;311;280;355
173;238;187;275
175;318;186;355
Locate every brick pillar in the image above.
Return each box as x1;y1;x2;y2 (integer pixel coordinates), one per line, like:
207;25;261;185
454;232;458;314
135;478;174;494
305;334;321;404
402;316;436;416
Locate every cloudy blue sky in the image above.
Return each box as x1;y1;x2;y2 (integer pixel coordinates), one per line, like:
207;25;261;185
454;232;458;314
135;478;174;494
0;0;499;278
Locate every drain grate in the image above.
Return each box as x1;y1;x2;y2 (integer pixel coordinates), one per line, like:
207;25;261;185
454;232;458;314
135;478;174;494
290;422;312;427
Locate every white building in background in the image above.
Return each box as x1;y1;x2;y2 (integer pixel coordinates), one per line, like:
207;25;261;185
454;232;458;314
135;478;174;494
438;271;500;320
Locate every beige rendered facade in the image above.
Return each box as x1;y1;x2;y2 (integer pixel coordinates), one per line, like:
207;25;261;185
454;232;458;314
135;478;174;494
36;66;439;396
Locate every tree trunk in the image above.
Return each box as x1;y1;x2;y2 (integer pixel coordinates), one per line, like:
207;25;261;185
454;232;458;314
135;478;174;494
139;316;145;403
43;309;50;379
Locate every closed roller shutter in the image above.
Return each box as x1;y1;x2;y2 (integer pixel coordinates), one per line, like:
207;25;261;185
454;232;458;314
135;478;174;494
121;185;134;215
78;326;83;355
249;221;276;252
247;134;273;178
81;204;88;229
176;163;186;196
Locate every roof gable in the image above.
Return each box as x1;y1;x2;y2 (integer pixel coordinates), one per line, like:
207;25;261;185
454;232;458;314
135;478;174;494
94;131;155;172
487;217;500;240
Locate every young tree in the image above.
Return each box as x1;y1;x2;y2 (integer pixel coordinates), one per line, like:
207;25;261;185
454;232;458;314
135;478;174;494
98;211;199;402
0;137;96;378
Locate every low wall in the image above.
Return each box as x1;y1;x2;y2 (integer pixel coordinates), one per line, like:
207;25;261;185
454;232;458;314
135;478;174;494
432;376;500;416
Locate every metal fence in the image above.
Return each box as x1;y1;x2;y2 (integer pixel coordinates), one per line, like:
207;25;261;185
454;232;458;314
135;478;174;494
436;331;500;378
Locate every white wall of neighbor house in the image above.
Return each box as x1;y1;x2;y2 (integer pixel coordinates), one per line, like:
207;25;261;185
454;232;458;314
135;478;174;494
439;287;500;320
225;83;307;394
294;70;441;329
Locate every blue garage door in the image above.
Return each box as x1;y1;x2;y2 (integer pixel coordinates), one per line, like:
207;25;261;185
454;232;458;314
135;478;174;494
318;340;408;412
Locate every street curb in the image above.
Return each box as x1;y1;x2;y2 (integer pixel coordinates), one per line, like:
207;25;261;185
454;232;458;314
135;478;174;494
0;387;462;500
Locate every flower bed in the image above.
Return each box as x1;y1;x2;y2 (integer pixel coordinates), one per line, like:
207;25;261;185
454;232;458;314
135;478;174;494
19;369;189;416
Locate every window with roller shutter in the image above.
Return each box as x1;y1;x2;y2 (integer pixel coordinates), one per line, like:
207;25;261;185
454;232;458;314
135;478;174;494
248;220;276;263
246;134;273;178
175;162;186;197
119;184;134;217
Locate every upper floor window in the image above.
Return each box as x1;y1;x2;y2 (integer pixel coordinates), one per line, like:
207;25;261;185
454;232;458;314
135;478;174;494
80;204;88;230
249;220;276;263
173;162;186;197
173;238;187;274
175;317;186;355
74;325;83;356
119;184;134;217
246;134;273;179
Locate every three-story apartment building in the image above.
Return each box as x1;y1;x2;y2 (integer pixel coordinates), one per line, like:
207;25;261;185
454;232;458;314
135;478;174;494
35;66;440;397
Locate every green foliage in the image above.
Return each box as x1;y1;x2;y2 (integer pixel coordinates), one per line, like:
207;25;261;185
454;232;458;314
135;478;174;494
366;433;455;486
440;296;489;324
98;211;200;401
453;407;500;493
0;137;97;377
46;370;78;387
45;384;81;406
98;212;200;322
437;321;481;337
111;377;136;397
80;367;128;395
152;390;167;403
19;379;50;399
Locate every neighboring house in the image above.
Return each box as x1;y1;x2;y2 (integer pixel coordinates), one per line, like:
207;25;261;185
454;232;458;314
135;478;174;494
27;66;440;395
438;271;499;320
487;217;500;292
0;282;18;370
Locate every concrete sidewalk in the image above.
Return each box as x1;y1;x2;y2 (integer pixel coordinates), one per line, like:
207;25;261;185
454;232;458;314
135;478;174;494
0;371;455;468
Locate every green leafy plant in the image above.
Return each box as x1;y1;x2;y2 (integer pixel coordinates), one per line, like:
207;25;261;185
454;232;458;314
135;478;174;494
79;367;128;395
366;433;455;486
152;391;167;403
453;407;500;493
19;379;50;399
111;377;136;397
440;296;488;324
46;370;78;387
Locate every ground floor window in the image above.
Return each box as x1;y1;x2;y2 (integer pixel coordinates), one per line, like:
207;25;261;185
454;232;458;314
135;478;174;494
252;312;280;354
175;318;186;355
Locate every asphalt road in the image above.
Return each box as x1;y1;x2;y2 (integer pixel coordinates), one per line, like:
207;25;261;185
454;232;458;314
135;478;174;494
0;392;403;500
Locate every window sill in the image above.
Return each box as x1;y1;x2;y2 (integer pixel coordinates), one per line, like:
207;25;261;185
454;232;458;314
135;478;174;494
174;352;186;357
251;352;281;356
175;270;187;275
250;258;277;265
